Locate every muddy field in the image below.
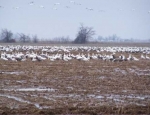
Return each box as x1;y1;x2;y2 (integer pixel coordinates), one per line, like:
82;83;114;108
0;44;150;114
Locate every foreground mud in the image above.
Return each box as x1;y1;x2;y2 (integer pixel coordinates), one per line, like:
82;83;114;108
0;58;150;114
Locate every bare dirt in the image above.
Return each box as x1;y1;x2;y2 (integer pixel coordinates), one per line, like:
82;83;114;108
0;44;150;114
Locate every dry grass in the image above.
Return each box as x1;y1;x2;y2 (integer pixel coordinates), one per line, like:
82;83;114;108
0;42;150;47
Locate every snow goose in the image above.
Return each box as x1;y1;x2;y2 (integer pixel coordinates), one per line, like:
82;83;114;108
132;56;139;61
40;52;48;58
141;54;145;59
121;54;127;61
31;57;37;61
54;53;62;60
36;55;47;61
146;54;150;59
63;54;72;61
29;1;34;5
0;55;8;61
39;5;44;8
48;54;56;61
14;52;24;61
13;7;20;9
27;52;37;59
62;54;69;61
6;55;16;61
109;54;114;61
91;53;98;60
127;54;133;61
82;54;90;61
76;53;82;61
0;52;8;61
54;3;60;5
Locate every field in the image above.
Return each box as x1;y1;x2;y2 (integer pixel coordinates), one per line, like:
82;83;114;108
0;43;150;114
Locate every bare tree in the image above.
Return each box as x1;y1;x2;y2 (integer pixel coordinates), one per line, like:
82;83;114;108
74;24;95;44
60;36;70;43
19;33;30;43
58;36;70;43
32;35;39;43
51;36;71;43
0;29;14;42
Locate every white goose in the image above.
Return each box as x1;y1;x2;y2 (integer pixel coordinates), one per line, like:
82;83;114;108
29;1;34;5
132;55;139;61
32;57;37;61
36;55;47;61
141;54;145;59
13;7;20;9
127;54;133;61
48;54;56;61
63;54;69;61
54;3;60;5
76;53;82;61
82;54;90;61
0;52;8;61
91;53;98;60
146;54;150;60
39;5;44;8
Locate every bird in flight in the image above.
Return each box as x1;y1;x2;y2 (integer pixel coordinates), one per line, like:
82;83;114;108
39;5;44;8
54;3;60;5
118;8;123;11
98;10;105;12
86;8;93;11
13;7;20;9
53;7;57;10
70;1;75;3
29;1;34;5
0;6;4;8
65;6;70;8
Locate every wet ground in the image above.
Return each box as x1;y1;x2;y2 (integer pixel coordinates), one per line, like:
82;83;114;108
0;56;150;114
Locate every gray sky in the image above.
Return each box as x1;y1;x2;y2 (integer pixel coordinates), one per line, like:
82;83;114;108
0;0;150;40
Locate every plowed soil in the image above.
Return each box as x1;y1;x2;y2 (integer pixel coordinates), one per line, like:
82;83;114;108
0;45;150;114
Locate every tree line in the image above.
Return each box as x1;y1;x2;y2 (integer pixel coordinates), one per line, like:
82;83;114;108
0;29;39;43
0;24;95;44
1;25;150;44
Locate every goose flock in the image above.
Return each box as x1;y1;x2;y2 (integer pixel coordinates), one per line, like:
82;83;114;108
0;1;150;14
0;45;150;62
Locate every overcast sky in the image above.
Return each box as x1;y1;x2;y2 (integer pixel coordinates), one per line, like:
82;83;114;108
0;0;150;40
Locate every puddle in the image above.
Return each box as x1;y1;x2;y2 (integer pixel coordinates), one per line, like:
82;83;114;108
114;68;127;75
98;76;106;79
42;96;56;101
0;94;31;104
0;94;43;109
126;95;149;100
138;69;150;72
128;68;150;76
92;94;149;104
0;71;24;75
128;68;136;73
1;88;56;92
16;88;56;92
87;94;96;98
95;95;104;99
16;80;27;83
66;87;74;90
